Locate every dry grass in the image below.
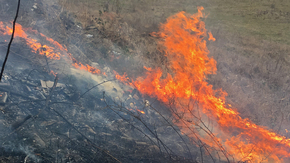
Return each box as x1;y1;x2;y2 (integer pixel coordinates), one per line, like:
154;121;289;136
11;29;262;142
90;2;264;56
57;0;290;135
58;0;290;44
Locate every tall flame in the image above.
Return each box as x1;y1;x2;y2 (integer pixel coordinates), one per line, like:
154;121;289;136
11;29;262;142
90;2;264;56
1;8;290;162
131;7;290;162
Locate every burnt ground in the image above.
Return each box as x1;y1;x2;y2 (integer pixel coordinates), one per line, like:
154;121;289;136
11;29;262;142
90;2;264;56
0;34;198;161
0;0;201;163
55;0;290;136
1;0;290;163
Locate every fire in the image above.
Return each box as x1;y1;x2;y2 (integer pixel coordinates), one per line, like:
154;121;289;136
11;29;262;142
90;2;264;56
208;32;216;41
72;61;100;74
50;70;57;77
1;8;290;162
127;108;145;115
130;7;290;162
0;22;100;74
0;21;144;116
137;109;145;114
113;70;129;83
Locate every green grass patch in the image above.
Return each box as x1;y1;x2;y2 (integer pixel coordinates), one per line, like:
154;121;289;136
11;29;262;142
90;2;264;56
203;0;290;44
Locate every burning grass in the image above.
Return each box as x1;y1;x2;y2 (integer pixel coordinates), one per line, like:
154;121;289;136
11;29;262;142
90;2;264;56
2;0;290;162
0;22;101;75
128;8;290;162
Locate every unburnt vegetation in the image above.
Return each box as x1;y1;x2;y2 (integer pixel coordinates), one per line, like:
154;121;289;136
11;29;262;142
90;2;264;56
57;0;290;132
0;0;290;162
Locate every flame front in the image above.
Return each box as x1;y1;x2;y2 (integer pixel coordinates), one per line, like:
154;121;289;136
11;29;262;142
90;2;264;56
1;7;290;162
131;7;290;162
0;21;146;116
0;22;100;74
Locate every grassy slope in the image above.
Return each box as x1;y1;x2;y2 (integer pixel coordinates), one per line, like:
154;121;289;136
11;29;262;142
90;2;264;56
61;0;290;44
205;0;290;44
58;0;290;134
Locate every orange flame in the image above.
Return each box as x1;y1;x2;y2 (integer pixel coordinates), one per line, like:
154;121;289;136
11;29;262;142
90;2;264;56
137;109;145;114
72;60;100;74
131;7;290;162
1;10;290;162
127;107;145;115
208;32;216;41
50;70;57;77
0;22;100;74
113;71;129;83
143;66;152;71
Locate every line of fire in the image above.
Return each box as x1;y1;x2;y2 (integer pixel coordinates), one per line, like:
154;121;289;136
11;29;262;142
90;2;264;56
0;0;289;162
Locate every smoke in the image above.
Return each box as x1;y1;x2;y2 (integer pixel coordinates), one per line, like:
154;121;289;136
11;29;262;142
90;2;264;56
19;145;41;163
1;140;41;162
3;0;290;162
